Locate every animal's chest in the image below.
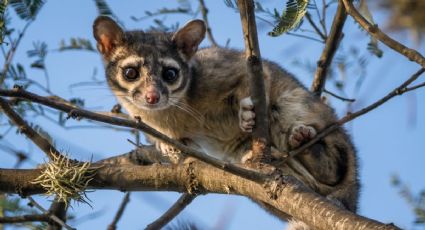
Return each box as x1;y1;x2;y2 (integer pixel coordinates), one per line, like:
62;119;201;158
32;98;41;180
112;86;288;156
190;134;249;163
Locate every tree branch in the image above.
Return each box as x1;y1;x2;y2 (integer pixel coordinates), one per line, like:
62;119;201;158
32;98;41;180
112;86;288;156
0;160;400;230
27;197;75;230
311;0;347;96
342;0;425;68
198;0;218;47
145;193;196;230
0;214;50;223
46;199;68;230
323;89;355;102
305;12;327;41
0;21;32;85
0;95;63;160
0;88;266;183
285;68;425;160
107;192;130;230
237;0;271;164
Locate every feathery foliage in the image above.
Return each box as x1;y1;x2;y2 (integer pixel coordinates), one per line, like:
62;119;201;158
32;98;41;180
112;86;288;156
93;0;113;16
268;0;309;37
392;175;425;226
358;0;383;58
93;0;122;27
58;38;96;52
0;0;8;44
9;0;44;20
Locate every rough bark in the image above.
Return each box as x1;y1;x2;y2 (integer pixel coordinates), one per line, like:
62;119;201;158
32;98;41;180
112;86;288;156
0;159;400;230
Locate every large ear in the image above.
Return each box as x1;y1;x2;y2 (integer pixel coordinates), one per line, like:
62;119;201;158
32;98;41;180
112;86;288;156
93;16;125;58
172;20;206;58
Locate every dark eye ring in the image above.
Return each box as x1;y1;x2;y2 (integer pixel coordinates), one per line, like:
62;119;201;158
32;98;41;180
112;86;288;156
162;67;179;83
123;67;139;81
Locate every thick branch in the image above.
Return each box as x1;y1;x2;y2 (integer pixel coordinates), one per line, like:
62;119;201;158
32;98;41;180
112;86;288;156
0;215;50;223
0;96;62;160
237;0;271;163
0;160;399;230
145;193;196;230
342;0;425;68
311;0;347;96
0;88;265;183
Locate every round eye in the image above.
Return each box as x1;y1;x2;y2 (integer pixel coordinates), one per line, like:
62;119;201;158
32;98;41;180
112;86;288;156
123;67;139;81
162;67;179;83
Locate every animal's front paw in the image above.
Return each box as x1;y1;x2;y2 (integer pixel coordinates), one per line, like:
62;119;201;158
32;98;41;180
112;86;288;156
288;124;317;148
239;97;255;132
156;142;183;164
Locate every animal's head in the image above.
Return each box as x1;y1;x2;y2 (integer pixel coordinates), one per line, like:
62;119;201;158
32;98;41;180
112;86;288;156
93;16;206;110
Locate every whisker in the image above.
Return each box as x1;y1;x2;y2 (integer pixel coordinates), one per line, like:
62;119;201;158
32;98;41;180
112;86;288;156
168;98;204;124
170;98;204;119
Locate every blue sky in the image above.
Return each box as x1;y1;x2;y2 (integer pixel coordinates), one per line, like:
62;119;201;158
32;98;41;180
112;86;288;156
1;1;425;229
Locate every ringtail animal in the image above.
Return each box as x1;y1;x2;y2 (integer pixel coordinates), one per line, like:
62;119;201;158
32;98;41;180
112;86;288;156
93;16;359;229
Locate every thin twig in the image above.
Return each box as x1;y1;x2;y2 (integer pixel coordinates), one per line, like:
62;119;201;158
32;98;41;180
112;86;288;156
145;193;196;230
311;1;347;96
198;0;218;47
27;197;75;230
286;32;324;43
0;21;32;86
405;81;425;93
47;199;68;230
0;95;63;160
107;192;130;230
342;0;425;68
0;88;266;183
285;68;425;160
237;0;271;164
321;0;328;35
305;12;327;41
323;89;355;102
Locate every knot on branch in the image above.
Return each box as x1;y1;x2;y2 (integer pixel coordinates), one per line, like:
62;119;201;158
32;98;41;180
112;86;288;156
185;161;202;195
31;153;97;207
317;59;326;68
66;110;81;120
111;104;122;114
12;84;23;91
247;55;260;65
18;125;28;134
263;169;286;200
368;24;378;33
134;115;142;123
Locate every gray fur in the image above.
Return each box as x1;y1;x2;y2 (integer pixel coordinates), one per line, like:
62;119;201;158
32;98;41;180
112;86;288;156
93;16;359;228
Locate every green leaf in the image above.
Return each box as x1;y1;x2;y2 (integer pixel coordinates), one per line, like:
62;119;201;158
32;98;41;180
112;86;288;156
223;0;237;9
93;0;112;16
58;37;95;52
268;0;309;37
9;0;44;21
367;40;383;58
0;0;8;16
27;41;47;69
